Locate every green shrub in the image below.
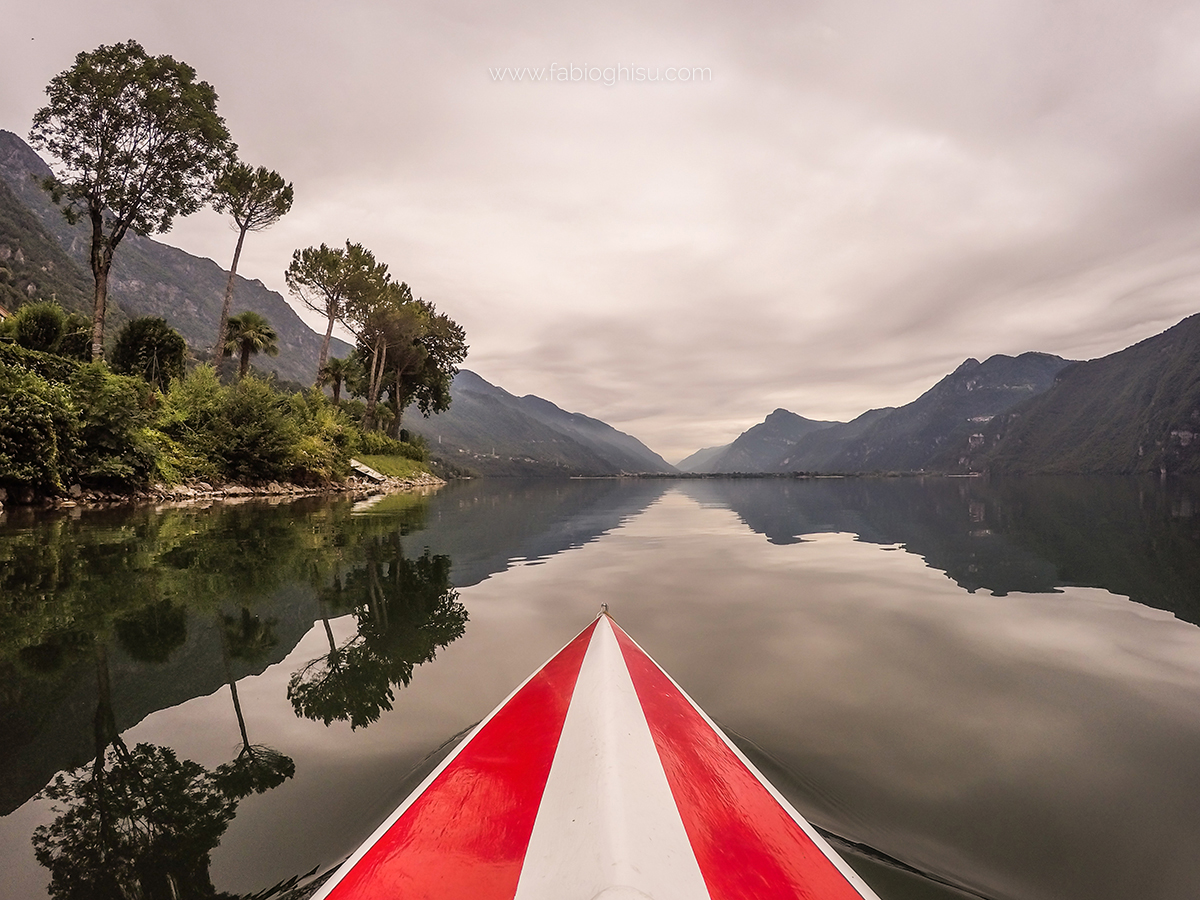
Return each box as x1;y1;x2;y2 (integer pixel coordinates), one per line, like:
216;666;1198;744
156;366;228;481
56;312;92;361
356;429;406;456
110;316;187;391
0;362;77;491
11;301;65;353
0;342;81;383
209;376;299;482
286;390;353;483
68;363;159;485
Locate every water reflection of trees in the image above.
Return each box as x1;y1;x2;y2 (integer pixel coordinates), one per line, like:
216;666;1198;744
32;626;295;900
289;535;467;729
0;494;452;895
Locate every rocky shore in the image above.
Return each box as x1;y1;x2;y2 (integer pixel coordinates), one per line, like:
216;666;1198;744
0;471;446;512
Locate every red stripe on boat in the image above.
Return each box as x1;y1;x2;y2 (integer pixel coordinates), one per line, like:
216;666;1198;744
612;620;871;900
323;619;598;900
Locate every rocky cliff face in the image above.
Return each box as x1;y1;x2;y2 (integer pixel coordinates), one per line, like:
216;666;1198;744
680;352;1070;474
963;313;1200;475
826;351;1072;473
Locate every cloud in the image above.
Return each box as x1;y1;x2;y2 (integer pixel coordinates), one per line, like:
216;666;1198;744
6;0;1200;458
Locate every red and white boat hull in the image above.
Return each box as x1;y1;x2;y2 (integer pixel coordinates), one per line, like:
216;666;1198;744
313;614;881;900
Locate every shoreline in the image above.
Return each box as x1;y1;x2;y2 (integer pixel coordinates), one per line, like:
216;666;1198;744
0;471;446;514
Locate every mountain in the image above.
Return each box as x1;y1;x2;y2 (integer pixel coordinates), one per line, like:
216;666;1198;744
680;352;1070;474
409;370;677;476
688;409;839;473
0;130;350;384
964;313;1200;475
0;171;95;317
676;444;730;472
823;351;1072;473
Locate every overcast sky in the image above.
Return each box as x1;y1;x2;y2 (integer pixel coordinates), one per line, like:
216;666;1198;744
6;1;1200;461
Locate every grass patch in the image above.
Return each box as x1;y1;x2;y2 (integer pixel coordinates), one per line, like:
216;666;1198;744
356;454;430;478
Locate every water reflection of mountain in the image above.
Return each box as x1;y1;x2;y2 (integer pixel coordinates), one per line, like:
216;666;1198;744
0;480;668;819
680;476;1200;626
379;478;670;587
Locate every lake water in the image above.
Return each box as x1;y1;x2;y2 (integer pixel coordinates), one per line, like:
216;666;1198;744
1;476;1199;900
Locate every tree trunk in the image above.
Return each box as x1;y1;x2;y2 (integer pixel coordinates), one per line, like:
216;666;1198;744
332;378;342;404
364;341;387;431
316;305;336;386
239;343;251;378
217;617;252;752
89;205;111;362
213;225;248;371
388;370;403;440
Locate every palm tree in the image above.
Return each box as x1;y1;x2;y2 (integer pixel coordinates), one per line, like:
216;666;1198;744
223;311;279;378
318;354;356;404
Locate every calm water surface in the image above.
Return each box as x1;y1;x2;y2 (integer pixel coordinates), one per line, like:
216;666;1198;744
1;476;1199;900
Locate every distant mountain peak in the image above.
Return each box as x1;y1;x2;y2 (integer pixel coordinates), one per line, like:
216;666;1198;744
413;370;676;476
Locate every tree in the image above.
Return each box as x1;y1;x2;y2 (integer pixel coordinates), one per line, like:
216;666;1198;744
284;241;388;382
342;283;468;434
386;298;467;436
222;311;278;379
9;300;66;352
287;541;466;730
210;162;293;368
344;282;427;431
110;316;187;391
317;354;358;404
30;40;232;362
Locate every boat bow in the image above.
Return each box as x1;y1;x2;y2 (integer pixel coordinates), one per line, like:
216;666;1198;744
313;613;881;900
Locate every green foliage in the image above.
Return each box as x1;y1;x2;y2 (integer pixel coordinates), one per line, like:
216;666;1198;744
69;363;158;485
115;600;189;664
56;311;92;361
356;454;427;478
0;362;77;490
223;310;278;379
33;742;238;899
210;161;294;362
30;41;232;237
154;365;224;482
202;376;297;482
0;341;82;383
10;300;66;352
110;316;187;391
317;353;359;403
212;162;294;232
157;368;359;484
355;429;407;456
288;542;466;729
286;241;389;379
30;39;232;359
286;389;354;483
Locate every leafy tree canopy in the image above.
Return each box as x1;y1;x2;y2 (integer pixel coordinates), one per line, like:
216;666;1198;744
30;40;232;239
222;310;278;379
285;241;388;380
30;39;233;360
210;162;293;363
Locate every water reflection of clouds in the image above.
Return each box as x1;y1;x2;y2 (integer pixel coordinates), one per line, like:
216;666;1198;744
466;491;1200;900
7;482;1198;900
